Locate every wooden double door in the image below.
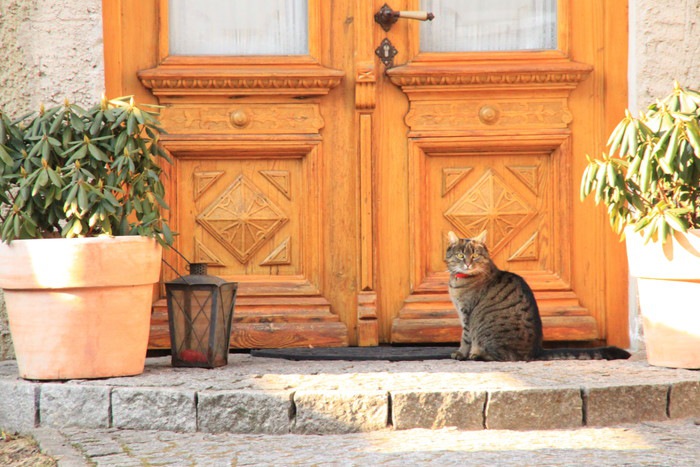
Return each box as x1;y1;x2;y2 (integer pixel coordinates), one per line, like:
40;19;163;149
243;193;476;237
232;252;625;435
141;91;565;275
104;0;629;349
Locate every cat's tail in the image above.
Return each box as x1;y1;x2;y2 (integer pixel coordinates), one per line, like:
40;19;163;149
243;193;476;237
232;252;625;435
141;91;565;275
538;346;631;361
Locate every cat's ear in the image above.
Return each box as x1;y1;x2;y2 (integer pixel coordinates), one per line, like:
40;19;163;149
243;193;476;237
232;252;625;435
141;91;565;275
447;231;460;246
473;230;488;244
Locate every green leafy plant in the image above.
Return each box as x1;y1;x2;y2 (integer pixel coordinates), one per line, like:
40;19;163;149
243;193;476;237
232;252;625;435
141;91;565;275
580;82;700;244
0;96;173;245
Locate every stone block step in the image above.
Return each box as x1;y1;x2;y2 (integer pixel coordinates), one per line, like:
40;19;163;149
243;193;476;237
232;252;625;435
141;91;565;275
1;354;699;435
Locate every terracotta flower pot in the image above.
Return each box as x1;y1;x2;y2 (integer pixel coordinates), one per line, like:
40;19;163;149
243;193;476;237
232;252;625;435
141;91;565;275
626;228;700;369
0;236;162;380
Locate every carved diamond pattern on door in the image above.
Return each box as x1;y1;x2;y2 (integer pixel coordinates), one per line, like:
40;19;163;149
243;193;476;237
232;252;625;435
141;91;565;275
196;174;289;264
444;169;536;255
181;146;317;283
419;146;552;291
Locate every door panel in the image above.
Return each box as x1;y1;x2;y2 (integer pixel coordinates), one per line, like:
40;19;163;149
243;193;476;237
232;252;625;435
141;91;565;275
179;146;318;286
103;0;629;349
146;107;349;349
391;134;597;343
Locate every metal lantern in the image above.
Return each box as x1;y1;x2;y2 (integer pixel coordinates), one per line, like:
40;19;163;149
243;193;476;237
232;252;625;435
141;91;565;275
165;263;238;368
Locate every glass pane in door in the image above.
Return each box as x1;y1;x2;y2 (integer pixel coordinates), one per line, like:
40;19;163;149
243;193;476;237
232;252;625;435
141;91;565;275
169;0;308;55
420;0;557;52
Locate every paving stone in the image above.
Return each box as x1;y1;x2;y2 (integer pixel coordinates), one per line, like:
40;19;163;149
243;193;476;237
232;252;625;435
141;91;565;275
585;384;669;426
40;383;110;429
35;419;700;467
292;390;388;434
30;428;90;466
197;390;291;434
486;388;582;430
0;380;37;431
89;456;143;467
59;429;125;458
391;390;486;430
669;381;700;419
111;387;196;432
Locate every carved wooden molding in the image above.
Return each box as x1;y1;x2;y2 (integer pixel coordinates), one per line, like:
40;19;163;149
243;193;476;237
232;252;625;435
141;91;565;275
358;114;374;291
260;237;292;267
386;59;593;92
390;292;599;344
193;171;224;199
260;170;292;199
139;62;344;98
355;62;377;111
357;291;379;347
406;99;574;133
389;59;591;135
442;167;472;196
194;238;226;267
163;104;325;135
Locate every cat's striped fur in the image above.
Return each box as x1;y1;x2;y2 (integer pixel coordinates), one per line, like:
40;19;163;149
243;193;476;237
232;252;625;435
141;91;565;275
446;231;630;362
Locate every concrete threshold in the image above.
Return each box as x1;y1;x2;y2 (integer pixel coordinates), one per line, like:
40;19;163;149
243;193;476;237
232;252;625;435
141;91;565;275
1;352;699;435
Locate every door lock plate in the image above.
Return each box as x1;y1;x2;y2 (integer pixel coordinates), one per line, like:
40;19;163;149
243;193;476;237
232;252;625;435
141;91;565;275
375;38;398;68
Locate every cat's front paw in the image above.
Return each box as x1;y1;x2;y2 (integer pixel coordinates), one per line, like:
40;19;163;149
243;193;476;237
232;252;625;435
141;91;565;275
451;350;468;361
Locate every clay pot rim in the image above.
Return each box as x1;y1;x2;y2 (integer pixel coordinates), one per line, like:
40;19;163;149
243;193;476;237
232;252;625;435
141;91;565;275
0;235;162;290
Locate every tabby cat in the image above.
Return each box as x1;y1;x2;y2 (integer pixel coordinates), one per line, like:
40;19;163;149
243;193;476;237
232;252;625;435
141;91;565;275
446;231;630;362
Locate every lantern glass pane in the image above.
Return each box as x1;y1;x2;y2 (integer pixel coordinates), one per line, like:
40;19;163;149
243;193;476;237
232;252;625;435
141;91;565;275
166;281;237;368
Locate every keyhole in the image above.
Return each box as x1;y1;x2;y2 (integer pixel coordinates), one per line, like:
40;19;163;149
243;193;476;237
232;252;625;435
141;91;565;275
375;38;397;68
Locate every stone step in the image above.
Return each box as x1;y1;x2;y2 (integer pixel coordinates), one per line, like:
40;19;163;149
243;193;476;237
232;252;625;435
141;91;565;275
1;353;699;435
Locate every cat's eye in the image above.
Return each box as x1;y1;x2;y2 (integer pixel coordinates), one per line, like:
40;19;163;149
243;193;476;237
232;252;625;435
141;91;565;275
456;253;465;260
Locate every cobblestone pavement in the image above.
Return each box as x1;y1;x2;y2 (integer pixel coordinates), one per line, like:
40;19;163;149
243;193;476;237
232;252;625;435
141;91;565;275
31;418;700;466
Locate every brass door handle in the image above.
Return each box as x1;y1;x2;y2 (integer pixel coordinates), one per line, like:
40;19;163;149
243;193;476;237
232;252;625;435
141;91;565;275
375;3;434;32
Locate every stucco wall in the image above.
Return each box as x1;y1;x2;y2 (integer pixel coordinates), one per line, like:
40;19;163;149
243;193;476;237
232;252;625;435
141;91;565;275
0;0;104;118
0;1;698;359
0;0;104;359
627;0;700;351
630;0;700;111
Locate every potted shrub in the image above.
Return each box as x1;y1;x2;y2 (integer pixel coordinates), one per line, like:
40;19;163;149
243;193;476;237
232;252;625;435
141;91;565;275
580;82;700;369
0;96;173;380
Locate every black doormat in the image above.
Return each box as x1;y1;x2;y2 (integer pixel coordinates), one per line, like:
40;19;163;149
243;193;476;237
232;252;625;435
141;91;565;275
250;346;454;361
